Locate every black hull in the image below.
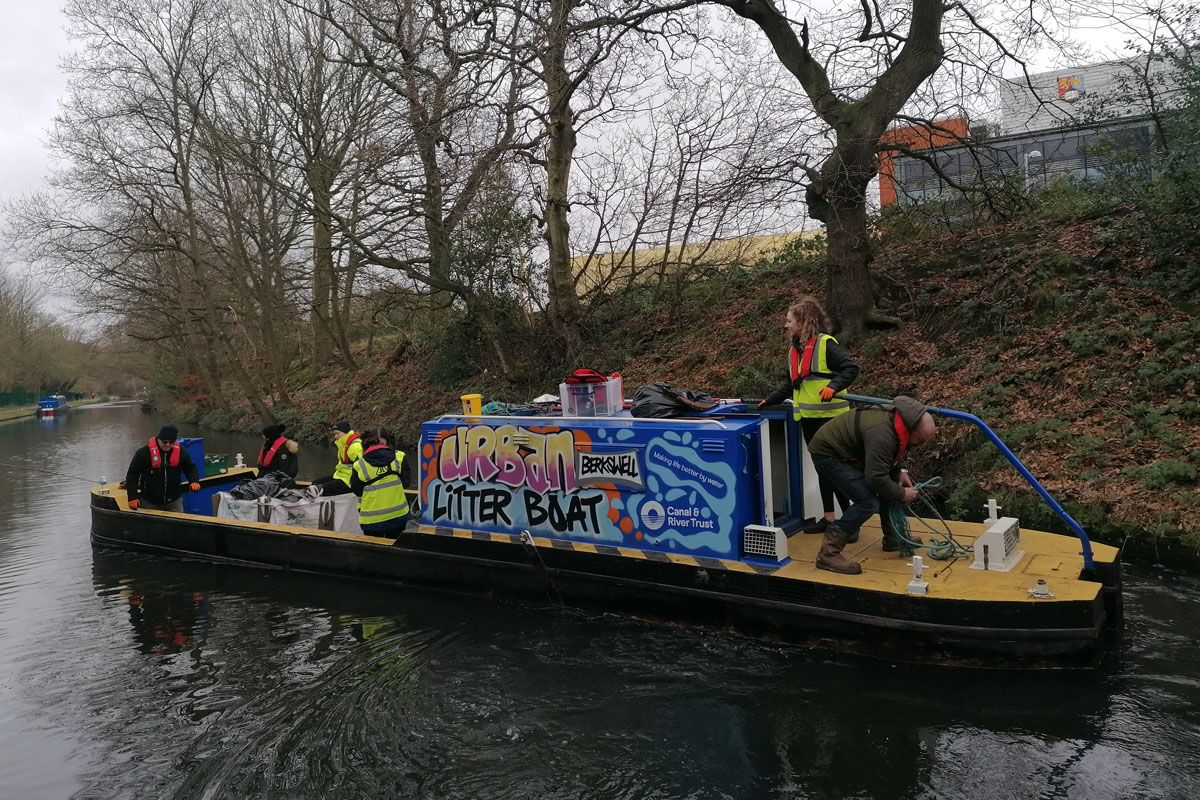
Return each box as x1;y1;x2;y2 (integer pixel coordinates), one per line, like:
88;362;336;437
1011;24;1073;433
90;501;1115;669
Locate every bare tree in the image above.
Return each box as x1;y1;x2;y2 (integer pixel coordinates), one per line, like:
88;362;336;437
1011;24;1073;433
310;0;544;376
573;37;816;303
15;0;299;420
503;0;701;331
605;0;1085;337
239;0;387;372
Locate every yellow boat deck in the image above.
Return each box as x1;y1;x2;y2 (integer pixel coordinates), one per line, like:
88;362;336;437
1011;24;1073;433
774;516;1116;603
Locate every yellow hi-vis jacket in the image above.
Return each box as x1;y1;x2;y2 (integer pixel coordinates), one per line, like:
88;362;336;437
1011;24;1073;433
353;448;409;527
791;333;850;421
333;431;363;486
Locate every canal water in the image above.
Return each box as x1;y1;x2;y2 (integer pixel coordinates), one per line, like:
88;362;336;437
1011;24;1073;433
1;405;1198;799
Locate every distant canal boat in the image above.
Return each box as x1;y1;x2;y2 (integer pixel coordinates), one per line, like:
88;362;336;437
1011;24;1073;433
90;397;1122;668
39;395;69;417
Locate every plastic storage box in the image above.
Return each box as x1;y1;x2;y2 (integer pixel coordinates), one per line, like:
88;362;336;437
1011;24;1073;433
559;376;623;416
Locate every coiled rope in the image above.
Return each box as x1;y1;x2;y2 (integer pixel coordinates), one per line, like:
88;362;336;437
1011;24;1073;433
887;476;974;561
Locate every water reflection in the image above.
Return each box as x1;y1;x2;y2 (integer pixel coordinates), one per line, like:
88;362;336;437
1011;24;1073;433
119;583;211;656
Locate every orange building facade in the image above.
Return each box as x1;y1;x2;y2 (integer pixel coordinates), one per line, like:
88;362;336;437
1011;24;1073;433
878;117;969;205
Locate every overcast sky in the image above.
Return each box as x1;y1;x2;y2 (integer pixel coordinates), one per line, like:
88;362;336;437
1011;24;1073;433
0;5;71;201
0;3;1134;290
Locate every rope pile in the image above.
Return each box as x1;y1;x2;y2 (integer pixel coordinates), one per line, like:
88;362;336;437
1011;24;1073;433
887;476;974;561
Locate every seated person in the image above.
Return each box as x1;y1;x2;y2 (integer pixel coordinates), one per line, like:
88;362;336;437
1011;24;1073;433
257;423;299;479
349;425;410;536
312;420;361;496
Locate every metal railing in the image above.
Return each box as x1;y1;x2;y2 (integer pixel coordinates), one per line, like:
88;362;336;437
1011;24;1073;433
839;393;1096;570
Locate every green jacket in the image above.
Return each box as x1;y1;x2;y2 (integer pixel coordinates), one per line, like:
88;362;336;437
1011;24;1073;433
807;396;928;502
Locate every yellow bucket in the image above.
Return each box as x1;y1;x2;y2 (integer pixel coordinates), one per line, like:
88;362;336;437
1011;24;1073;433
460;393;482;418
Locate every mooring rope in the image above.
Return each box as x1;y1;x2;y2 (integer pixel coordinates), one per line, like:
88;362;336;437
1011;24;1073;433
887;476;974;561
0;460;106;484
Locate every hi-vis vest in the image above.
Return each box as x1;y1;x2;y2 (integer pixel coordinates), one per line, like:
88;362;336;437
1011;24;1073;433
354;447;409;527
790;333;849;421
333;431;363;486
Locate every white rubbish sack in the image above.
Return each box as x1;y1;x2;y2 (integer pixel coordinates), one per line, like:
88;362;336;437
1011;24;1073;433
268;492;361;533
215;490;361;534
216;493;269;522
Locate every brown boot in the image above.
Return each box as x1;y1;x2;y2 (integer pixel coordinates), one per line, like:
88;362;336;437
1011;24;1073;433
816;527;863;575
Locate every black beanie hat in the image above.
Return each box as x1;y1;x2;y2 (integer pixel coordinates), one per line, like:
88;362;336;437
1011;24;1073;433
262;423;287;440
157;423;179;442
331;420;352;433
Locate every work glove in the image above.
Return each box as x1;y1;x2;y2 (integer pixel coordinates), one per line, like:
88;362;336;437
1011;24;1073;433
189;482;201;492
128;499;140;510
819;386;836;402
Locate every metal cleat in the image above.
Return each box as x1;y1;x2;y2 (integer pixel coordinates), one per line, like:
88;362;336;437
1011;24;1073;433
1028;579;1055;599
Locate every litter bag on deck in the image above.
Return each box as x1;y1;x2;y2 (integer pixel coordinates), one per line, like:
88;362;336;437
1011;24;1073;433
629;381;719;418
215;494;270;523
268;492;361;534
227;471;294;500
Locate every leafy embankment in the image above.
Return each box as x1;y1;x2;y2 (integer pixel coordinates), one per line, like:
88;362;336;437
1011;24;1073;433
163;206;1200;555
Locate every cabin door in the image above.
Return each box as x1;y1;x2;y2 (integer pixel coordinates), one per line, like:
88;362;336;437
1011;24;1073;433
758;416;805;533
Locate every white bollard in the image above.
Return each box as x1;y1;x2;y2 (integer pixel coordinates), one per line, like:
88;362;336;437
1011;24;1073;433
902;556;931;594
234;452;246;469
984;498;1002;522
907;555;930;595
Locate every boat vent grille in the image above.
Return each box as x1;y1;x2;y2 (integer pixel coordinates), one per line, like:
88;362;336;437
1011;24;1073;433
742;525;787;561
700;439;725;454
767;578;819;606
971;516;1026;572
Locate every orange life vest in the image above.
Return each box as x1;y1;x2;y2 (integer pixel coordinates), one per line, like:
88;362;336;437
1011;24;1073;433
892;412;910;466
258;436;288;468
148;437;181;469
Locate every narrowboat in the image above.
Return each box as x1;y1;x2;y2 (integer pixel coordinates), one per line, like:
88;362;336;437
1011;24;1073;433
90;395;1122;668
39;395;69;417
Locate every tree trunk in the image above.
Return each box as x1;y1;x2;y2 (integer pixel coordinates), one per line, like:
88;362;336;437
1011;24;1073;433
311;192;335;370
468;297;523;380
808;139;897;339
822;200;875;340
542;0;581;330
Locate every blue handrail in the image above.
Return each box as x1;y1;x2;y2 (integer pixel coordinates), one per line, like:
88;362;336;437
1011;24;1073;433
838;393;1095;570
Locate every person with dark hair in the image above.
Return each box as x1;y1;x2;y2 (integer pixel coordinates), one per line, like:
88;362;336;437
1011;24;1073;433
257;423;299;479
125;423;200;512
760;295;860;534
312;420;361;496
349;426;410;535
807;396;937;575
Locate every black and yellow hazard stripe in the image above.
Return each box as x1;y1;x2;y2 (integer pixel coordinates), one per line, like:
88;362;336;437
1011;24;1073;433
414;523;780;575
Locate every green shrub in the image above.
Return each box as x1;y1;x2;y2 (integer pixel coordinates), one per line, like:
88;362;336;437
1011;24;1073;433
1123;459;1198;490
426;318;490;388
1065;329;1118;357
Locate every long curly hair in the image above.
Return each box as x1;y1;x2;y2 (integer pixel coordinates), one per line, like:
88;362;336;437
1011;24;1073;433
787;295;833;343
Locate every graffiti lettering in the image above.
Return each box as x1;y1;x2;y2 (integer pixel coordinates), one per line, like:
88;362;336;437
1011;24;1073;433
437;425;577;492
430;483;514;526
523;489;604;535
